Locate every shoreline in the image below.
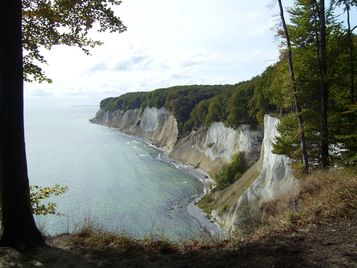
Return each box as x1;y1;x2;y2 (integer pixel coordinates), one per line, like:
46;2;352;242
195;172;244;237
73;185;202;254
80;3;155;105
126;132;225;237
97;124;225;238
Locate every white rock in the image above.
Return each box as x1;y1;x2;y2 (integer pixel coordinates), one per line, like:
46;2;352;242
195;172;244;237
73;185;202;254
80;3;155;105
213;114;298;232
91;107;178;152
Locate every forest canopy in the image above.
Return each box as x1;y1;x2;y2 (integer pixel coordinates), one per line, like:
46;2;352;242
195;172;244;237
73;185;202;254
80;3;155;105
100;24;356;168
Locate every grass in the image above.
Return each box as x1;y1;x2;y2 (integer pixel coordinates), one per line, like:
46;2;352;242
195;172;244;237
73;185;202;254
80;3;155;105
50;168;356;252
75;227;138;251
61;226;234;260
197;156;263;217
198;194;215;214
235;167;357;241
219;204;230;215
288;168;357;225
61;215;228;256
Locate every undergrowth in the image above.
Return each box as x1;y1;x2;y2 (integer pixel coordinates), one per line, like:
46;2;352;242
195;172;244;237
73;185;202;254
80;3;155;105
236;168;357;242
215;153;248;190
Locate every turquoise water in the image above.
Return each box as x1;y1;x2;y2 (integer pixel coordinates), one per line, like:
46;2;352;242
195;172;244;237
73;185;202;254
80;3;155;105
24;105;215;239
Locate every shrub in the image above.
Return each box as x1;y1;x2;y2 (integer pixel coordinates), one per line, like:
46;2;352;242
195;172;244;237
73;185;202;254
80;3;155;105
198;194;215;215
30;184;68;216
215;153;248;190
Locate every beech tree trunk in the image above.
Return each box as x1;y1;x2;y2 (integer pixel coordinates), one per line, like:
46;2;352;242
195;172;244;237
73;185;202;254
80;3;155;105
317;0;329;168
0;0;43;251
346;5;355;104
278;0;309;173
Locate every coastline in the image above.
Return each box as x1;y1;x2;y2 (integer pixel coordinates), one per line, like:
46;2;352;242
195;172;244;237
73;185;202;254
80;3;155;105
155;152;225;237
98;124;225;238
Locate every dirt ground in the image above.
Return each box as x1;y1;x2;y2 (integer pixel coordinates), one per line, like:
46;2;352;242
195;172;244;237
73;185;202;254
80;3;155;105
0;216;355;268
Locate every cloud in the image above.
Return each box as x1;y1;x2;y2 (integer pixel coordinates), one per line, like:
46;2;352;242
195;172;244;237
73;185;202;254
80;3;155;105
131;55;149;64
88;63;108;72
170;73;191;80
114;55;153;71
181;52;208;67
87;50;154;73
24;0;282;107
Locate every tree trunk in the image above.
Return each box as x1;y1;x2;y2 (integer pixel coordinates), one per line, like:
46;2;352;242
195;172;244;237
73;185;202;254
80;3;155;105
346;5;355;104
318;0;329;168
278;0;309;173
0;0;43;251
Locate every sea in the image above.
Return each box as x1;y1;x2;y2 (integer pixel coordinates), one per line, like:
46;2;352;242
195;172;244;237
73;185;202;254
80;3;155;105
24;104;222;240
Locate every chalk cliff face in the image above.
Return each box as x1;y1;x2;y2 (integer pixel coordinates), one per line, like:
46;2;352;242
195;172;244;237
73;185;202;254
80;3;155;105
170;122;262;176
211;115;298;232
91;107;263;175
92;108;297;233
91;107;178;151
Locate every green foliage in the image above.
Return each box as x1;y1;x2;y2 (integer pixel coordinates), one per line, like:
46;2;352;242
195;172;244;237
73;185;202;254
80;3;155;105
97;0;357;170
186;81;259;131
219;204;230;215
100;92;145;111
207;142;215;148
30;184;68;216
164;85;229;133
248;65;283;124
215;153;248;190
99;62;293;136
226;81;256;127
331;104;357;165
22;0;126;82
271;0;357;168
205;94;229;125
273;113;299;158
100;85;233;135
197;194;215;215
182;99;209;133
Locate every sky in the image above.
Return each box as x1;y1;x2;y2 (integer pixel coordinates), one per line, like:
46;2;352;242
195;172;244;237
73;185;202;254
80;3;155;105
24;0;304;106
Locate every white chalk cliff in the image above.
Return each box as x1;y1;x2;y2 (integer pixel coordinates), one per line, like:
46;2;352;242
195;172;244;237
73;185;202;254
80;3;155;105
91;107;178;152
170;122;262;175
211;115;298;232
91;107;262;175
91;108;298;232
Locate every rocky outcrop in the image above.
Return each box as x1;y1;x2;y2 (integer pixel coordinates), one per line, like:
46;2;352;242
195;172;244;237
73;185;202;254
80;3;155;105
211;115;298;232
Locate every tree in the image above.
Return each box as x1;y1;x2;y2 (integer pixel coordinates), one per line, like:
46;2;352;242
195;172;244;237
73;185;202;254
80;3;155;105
0;0;44;251
315;0;329;167
332;0;357;104
215;153;247;190
279;0;331;167
278;0;309;173
0;0;126;250
22;0;126;83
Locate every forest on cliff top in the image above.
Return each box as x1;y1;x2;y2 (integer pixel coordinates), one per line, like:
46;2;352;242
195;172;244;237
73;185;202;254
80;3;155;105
101;0;357;170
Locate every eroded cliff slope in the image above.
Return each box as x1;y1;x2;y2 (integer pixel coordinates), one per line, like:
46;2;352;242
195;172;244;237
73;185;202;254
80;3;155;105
91;107;262;175
91;107;298;233
91;107;178;151
205;115;298;232
170;122;262;176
